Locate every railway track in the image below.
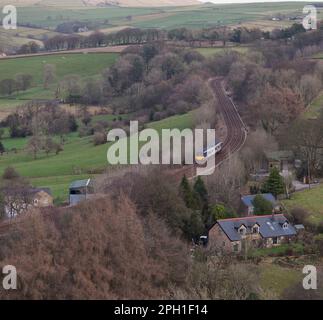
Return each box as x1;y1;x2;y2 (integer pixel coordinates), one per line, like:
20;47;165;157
171;78;247;179
209;78;247;166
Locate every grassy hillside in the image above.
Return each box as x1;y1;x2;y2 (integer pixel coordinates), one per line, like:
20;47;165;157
282;184;323;225
0;111;194;203
0;53;118;84
0;53;118;113
0;32;43;52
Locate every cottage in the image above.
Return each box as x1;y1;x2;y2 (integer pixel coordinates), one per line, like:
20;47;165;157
239;193;278;216
30;188;53;207
4;187;53;219
208;214;297;253
69;179;94;206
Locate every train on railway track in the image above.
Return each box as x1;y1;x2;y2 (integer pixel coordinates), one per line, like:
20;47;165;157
195;140;223;163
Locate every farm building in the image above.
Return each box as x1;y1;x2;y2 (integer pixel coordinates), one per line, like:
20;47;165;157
69;179;94;206
208;214;297;254
264;150;294;173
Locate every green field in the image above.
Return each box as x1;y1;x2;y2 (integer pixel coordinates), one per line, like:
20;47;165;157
0;53;118;84
146;112;193;131
16;6;160;29
0;53;118;111
0;112;194;203
0;2;312;54
282;184;323;225
195;46;249;57
12;2;309;30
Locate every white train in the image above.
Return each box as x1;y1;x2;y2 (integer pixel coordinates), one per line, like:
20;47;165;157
195;140;223;163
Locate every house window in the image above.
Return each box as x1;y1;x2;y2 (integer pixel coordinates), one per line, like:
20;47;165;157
233;244;239;252
222;241;225;247
252;226;259;234
239;226;246;235
273;237;278;245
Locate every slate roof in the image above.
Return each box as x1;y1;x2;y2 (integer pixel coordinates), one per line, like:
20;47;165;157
241;193;276;208
217;214;296;241
69;179;91;190
30;188;52;196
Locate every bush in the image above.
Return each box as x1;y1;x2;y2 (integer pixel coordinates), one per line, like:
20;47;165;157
290;207;310;225
78;125;93;137
93;131;107;146
2;166;20;180
316;221;323;234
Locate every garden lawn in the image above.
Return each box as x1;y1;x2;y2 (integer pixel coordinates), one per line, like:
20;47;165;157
282;184;323;225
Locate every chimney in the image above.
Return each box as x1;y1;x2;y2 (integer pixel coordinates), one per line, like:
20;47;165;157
271;209;275;221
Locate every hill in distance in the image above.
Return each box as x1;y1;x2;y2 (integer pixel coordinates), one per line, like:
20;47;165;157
0;0;201;7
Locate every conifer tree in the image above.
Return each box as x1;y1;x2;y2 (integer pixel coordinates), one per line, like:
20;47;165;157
262;167;285;197
193;176;209;226
193;176;208;205
252;195;273;215
179;175;196;209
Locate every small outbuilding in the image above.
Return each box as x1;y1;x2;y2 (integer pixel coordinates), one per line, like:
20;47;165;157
264;150;294;172
30;188;53;207
69;179;94;206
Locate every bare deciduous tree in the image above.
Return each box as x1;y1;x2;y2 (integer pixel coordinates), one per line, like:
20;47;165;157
206;155;246;210
43;64;56;89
